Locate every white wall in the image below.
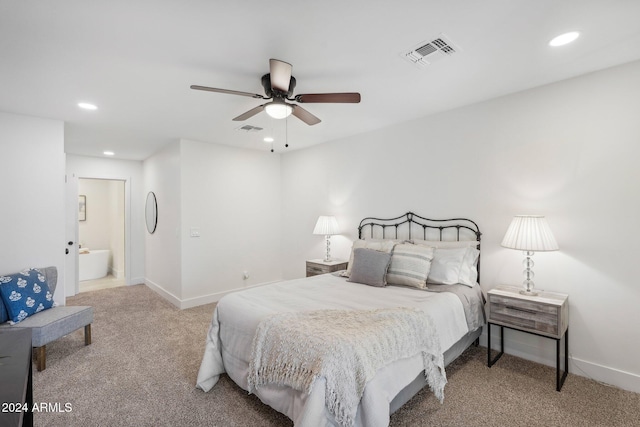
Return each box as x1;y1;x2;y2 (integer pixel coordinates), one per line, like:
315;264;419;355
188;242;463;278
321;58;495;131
143;141;182;302
66;155;145;285
280;60;640;393
0;112;65;304
180;139;282;306
143;139;282;308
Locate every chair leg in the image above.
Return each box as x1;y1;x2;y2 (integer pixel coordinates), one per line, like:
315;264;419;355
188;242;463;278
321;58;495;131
34;346;46;371
85;324;92;346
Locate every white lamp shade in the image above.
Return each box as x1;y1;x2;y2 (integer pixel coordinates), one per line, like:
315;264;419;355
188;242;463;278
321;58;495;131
313;216;339;235
501;215;559;251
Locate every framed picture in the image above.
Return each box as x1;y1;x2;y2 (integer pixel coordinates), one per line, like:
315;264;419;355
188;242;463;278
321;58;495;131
79;195;86;221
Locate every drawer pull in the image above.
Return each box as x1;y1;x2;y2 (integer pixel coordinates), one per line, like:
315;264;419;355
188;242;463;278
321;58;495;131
504;305;538;315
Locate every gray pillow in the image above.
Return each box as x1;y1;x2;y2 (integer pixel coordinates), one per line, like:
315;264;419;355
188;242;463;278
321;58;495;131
347;248;392;287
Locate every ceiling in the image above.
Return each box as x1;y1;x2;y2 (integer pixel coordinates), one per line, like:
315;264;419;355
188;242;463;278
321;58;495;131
2;1;640;161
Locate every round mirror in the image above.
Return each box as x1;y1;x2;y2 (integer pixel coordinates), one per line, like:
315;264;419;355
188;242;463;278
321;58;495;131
145;192;157;234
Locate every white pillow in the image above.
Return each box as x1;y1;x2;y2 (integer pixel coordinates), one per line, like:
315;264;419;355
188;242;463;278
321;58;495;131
459;247;480;287
427;247;480;287
412;239;480;248
427;248;467;285
362;238;405;242
345;239;396;277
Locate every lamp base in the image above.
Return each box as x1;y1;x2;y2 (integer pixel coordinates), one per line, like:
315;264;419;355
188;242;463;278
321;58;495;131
520;252;538;296
324;235;332;264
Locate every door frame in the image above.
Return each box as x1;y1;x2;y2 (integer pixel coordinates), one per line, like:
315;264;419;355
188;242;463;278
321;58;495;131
64;173;79;299
65;173;132;296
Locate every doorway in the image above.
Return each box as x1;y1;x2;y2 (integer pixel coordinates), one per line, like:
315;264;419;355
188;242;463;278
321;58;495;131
77;178;126;293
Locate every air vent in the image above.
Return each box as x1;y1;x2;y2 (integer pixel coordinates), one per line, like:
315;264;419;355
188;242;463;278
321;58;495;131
235;124;263;132
403;34;460;68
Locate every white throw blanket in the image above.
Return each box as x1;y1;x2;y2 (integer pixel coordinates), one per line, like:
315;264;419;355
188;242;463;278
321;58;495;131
247;307;446;427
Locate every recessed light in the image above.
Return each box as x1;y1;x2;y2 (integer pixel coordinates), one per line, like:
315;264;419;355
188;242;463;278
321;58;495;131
549;32;580;47
78;102;98;110
103;151;115;156
263;137;274;143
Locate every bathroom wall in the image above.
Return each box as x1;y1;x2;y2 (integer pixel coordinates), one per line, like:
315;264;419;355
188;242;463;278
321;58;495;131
78;178;125;278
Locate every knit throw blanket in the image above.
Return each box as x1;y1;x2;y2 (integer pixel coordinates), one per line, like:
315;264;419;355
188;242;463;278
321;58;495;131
247;307;446;427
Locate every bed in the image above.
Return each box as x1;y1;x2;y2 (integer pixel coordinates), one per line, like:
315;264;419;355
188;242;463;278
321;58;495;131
197;212;485;427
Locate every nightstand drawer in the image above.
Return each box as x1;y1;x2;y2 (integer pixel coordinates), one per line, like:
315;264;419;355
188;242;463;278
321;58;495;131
487;287;568;339
307;264;331;276
306;259;348;277
489;298;559;336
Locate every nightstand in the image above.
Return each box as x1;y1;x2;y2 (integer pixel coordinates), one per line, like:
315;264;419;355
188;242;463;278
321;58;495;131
487;285;569;391
306;259;348;277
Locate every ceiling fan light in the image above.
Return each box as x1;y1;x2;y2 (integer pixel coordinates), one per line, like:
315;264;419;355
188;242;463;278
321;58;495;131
265;101;292;119
78;102;97;110
549;31;580;47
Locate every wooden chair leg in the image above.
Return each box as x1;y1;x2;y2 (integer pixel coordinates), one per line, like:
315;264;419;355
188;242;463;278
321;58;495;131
85;324;92;346
35;346;46;371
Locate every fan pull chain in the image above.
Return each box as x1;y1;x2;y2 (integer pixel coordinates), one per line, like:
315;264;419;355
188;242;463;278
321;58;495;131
285;115;289;149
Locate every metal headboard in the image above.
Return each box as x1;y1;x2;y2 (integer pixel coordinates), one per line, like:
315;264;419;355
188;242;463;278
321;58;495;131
357;211;482;282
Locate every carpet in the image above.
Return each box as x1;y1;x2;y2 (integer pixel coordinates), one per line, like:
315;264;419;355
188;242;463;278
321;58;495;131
32;284;639;426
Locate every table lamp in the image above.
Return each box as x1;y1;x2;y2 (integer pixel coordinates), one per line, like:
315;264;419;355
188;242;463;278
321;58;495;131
313;216;339;262
501;215;559;296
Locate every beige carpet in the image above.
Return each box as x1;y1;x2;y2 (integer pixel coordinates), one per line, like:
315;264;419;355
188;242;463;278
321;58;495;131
32;284;639;427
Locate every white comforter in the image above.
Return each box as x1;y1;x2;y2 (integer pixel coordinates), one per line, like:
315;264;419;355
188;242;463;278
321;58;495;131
196;273;470;427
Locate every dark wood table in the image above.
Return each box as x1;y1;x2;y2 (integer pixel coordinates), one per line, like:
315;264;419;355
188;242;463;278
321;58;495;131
0;329;33;427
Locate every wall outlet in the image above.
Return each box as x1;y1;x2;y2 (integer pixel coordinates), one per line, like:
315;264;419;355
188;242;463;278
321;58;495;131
190;227;200;237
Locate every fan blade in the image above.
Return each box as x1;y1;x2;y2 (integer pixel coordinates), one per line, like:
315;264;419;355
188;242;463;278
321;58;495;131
295;93;361;103
291;105;321;126
190;85;265;99
232;104;265;121
269;59;292;93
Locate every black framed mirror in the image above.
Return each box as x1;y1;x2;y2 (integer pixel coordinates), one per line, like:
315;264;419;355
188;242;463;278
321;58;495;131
145;191;157;234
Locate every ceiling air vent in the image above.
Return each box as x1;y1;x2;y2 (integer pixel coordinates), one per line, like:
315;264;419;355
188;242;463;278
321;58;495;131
403;34;460;68
235;124;263;132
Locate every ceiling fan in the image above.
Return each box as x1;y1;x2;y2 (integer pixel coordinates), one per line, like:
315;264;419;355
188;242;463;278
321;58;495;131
190;59;361;126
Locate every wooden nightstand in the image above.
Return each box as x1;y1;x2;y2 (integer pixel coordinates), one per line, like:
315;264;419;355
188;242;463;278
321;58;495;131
487;285;569;391
306;259;348;277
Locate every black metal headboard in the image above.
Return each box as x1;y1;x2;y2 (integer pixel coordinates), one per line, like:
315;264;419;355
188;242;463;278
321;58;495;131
358;212;481;242
358;212;482;281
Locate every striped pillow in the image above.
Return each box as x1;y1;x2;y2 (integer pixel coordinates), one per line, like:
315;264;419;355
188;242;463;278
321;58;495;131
386;244;435;289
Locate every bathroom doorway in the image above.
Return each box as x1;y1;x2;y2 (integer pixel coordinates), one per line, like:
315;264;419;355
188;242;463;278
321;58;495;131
77;178;126;293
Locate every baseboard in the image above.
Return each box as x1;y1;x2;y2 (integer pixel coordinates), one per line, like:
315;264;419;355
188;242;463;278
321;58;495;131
144;278;182;308
480;329;640;394
129;276;145;285
143;278;280;310
570;357;640;394
109;266;125;279
179;281;280;309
